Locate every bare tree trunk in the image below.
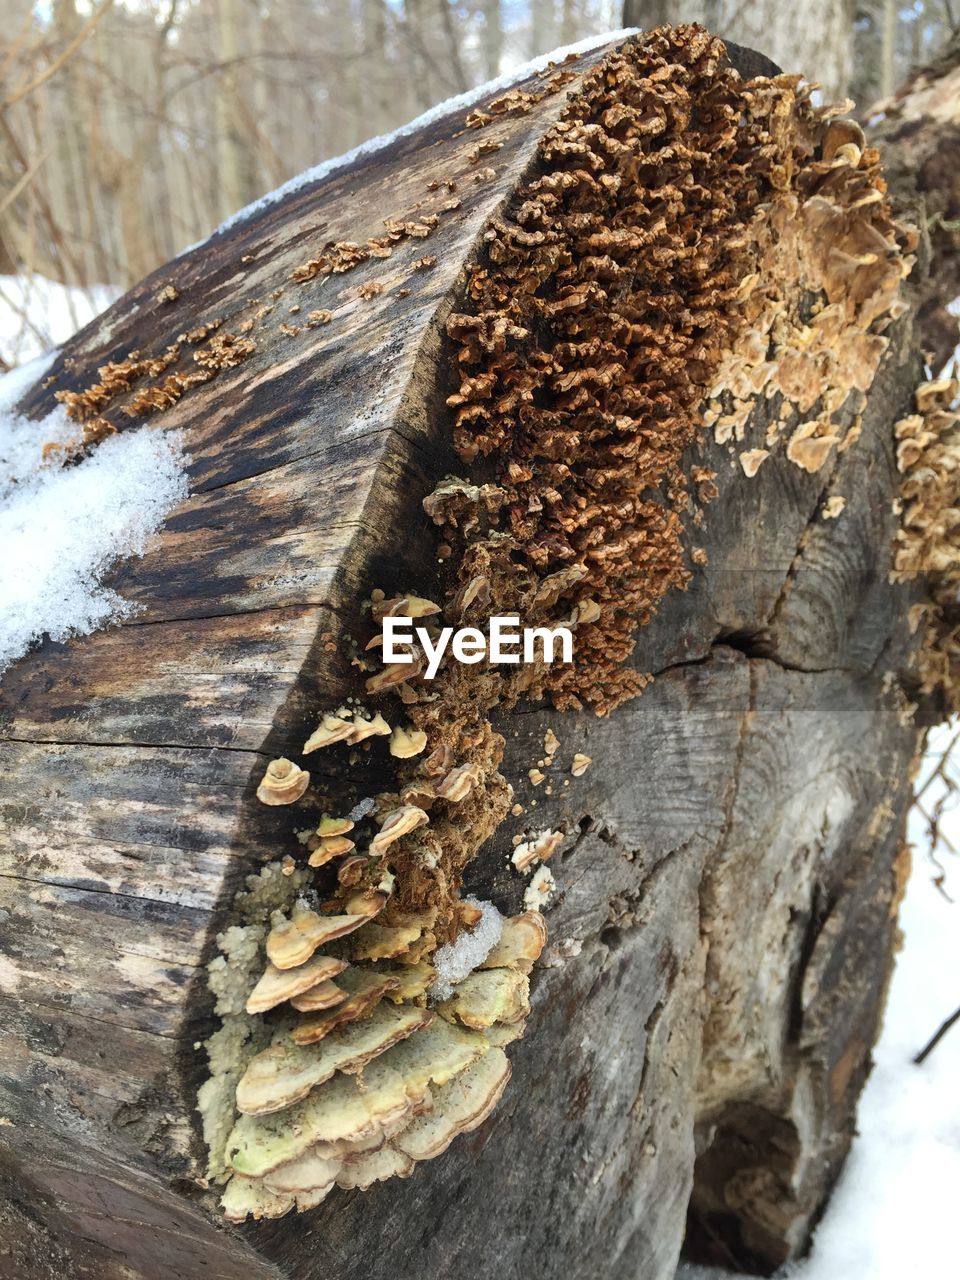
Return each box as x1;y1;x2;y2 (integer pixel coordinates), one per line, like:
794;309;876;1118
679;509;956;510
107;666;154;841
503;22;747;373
622;0;855;99
868;33;960;372
0;27;945;1280
482;0;502;80
215;0;256;220
881;0;897;98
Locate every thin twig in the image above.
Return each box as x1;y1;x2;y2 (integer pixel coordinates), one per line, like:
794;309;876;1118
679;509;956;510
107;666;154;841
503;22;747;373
0;146;47;218
914;1003;960;1064
914;729;960;803
4;0;115;110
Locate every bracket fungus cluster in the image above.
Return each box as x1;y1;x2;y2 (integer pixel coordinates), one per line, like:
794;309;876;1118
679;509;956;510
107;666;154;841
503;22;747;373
199;24;919;1223
204;849;540;1221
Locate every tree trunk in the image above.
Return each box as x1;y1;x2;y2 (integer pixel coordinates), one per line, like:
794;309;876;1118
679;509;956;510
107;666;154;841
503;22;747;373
867;32;960;373
622;1;855;100
0;26;936;1280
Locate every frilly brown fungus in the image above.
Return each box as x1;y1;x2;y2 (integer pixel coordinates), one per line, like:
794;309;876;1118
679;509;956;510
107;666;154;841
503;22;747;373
431;25;913;716
54;322;255;461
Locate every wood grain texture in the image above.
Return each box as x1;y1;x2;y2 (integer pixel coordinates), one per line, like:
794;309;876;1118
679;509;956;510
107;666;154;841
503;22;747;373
0;32;926;1280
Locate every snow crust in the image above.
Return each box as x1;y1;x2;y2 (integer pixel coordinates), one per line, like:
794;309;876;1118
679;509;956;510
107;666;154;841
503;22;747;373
184;29;639;253
431;896;504;1001
0;354;188;673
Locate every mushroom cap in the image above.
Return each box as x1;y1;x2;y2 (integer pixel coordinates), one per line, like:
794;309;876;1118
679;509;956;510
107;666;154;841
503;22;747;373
308;836;355;868
437;969;530;1030
392;1048;511;1161
369;804;429;854
344;922;425;962
220;1175;294;1223
289;978;349;1013
228;1060;417;1178
245;954;348;1016
389;725;429;758
262;1151;342;1195
375;960;436;1001
379;1014;491;1092
479;911;547;973
292;969;403;1045
570;752;592;776
256;758;311;806
335;1144;414;1189
436;763;481;802
236;1004;434;1116
349;711;392;743
303;715;354;754
316;816;355;838
266;908;373;970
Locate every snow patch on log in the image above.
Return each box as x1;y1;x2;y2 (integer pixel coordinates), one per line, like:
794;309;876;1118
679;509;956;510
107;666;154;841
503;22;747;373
0;357;188;672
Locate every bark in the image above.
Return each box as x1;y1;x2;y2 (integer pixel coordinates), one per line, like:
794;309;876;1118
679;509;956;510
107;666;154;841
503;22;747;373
0;28;931;1280
867;32;960;372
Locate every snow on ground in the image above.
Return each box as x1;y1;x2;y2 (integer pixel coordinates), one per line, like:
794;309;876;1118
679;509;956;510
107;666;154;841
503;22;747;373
0;274;119;368
679;724;960;1280
0;283;188;675
188;28;639;252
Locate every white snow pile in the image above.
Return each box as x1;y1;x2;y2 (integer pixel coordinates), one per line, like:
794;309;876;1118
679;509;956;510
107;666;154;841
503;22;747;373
190;28;639;252
430;896;504;1001
0;355;188;674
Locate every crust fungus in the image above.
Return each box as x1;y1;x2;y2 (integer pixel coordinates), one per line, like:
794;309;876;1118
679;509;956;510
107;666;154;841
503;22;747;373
892;379;960;708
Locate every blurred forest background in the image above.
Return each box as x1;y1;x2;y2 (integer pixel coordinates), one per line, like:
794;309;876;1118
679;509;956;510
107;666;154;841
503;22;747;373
0;0;958;363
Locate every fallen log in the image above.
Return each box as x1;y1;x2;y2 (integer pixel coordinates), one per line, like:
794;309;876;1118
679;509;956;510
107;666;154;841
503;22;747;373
0;24;949;1280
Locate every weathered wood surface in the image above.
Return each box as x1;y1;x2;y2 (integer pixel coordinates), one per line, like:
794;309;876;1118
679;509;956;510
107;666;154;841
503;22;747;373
0;31;925;1280
868;32;960;373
